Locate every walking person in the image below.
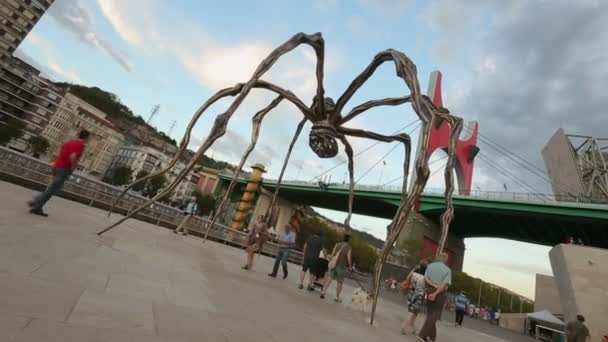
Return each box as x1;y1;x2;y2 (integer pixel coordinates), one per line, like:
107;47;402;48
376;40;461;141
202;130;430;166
417;252;452;342
311;245;329;289
268;225;296;279
320;234;352;303
401;259;429;335
28;129;91;216
565;315;590;342
299;233;322;290
454;292;470;327
242;215;269;270
174;197;198;235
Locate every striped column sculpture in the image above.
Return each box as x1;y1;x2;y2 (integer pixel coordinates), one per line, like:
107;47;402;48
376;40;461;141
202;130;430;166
230;163;266;230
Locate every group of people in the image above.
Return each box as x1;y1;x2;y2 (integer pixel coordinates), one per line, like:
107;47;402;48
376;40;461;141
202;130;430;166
400;253;452;342
240;215;353;302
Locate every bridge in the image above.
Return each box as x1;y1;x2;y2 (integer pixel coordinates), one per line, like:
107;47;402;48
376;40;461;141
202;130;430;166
218;175;608;249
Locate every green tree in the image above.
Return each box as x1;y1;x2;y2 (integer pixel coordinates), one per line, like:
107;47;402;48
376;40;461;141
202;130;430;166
132;170;149;192
111;166;133;186
194;192;217;215
27;136;50;158
0;117;25;145
144;174;166;197
296;217;378;273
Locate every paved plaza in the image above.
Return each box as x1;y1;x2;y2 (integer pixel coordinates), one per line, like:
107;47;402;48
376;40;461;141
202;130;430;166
1;181;520;341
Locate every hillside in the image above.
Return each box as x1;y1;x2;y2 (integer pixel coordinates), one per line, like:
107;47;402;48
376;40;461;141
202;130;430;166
54;83;177;148
304;207;385;249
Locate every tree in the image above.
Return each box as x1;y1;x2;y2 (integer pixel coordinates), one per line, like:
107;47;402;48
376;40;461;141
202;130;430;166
131;170;149;192
27;136;50;158
194;192;217;215
0;117;25;145
111;166;133;186
144;174;166;197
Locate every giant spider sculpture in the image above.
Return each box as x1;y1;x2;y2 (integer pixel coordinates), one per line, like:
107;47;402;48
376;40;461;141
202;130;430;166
98;32;463;324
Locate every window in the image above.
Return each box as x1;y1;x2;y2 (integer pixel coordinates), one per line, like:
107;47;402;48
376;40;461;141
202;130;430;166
3;32;15;42
30;116;41;124
23;10;34;20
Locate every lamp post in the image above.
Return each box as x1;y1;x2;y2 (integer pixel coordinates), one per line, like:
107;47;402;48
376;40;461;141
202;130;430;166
477;279;483;307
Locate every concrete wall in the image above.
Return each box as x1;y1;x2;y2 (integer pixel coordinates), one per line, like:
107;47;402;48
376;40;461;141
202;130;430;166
397;212;465;271
250;189;298;235
542;128;584;199
550;244;608;342
534;274;563;315
499;313;527;334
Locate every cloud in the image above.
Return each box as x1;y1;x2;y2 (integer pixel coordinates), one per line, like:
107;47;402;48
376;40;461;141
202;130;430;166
17;33;84;84
347;15;369;36
48;0;132;71
358;0;412;16
192;129;278;169
476;259;550;278
426;1;608;193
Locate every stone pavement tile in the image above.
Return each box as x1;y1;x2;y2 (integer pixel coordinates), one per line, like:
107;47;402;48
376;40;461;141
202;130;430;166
153;302;225;342
0;273;84;321
67;289;155;336
105;273;169;302
11;318;165;342
165;279;216;312
0;313;32;342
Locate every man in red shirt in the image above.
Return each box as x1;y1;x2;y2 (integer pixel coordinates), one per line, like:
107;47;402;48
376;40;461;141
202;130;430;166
28;129;90;216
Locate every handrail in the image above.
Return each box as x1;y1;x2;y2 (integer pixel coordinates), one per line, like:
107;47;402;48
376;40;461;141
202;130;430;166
218;172;608;206
0;146;306;264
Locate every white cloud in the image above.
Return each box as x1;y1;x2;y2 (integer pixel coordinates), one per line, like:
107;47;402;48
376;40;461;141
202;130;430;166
49;0;132;71
358;0;412;16
347;15;369;36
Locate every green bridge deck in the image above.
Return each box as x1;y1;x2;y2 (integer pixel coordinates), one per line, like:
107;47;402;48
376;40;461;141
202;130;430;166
218;175;608;248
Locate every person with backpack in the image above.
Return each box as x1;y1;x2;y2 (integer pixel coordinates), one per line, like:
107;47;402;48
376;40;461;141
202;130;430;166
320;234;352;303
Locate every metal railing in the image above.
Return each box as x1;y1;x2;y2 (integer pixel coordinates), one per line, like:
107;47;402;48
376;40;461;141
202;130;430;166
254;176;608;205
0;147;305;264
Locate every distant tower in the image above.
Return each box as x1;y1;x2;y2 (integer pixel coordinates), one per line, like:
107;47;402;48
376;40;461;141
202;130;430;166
147;105;160;124
167;120;177;137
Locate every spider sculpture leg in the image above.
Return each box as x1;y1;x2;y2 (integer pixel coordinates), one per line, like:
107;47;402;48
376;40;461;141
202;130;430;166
107;81;309;217
201;95;283;241
264;117;308;223
331;48;463;324
100;32;326;235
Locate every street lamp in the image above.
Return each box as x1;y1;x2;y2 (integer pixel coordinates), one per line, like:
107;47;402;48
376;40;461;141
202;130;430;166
477;279;483;307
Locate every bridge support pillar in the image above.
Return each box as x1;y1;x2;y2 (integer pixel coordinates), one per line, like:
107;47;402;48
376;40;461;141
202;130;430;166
550;244;608;342
396;212;465;272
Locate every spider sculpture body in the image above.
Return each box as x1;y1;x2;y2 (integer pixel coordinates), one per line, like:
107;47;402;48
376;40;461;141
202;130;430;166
98;32;463;324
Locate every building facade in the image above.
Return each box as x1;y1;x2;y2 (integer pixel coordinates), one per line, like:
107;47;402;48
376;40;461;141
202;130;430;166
542;128;608;203
0;57;61;151
108;145;201;202
0;0;53;60
42;92;124;177
0;0;58;151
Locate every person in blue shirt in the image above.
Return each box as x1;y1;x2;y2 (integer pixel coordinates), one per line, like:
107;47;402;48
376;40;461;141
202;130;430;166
454;292;470;327
268;224;296;279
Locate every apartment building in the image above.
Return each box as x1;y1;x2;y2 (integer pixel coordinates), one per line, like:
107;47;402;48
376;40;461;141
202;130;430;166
0;57;61;151
109;145;203;201
42;92;124;177
0;0;53;60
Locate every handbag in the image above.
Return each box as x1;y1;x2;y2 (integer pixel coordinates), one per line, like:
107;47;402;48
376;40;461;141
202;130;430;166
328;244;347;270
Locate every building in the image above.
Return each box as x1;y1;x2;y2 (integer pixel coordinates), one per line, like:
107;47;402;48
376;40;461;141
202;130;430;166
0;0;58;151
542;128;608;203
108;145;201;201
42;92;124;177
0;57;61;151
0;0;53;60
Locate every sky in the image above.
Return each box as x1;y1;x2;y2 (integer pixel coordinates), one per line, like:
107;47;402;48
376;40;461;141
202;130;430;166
19;0;608;299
